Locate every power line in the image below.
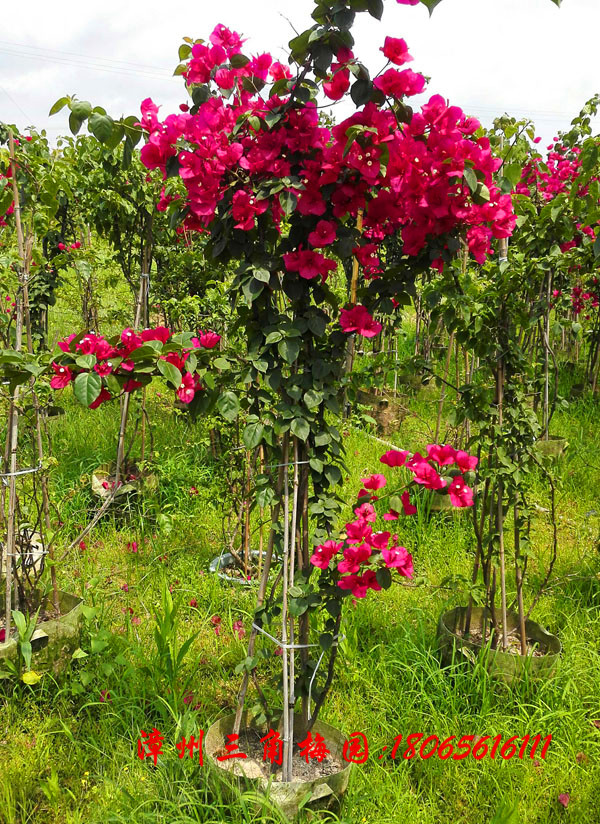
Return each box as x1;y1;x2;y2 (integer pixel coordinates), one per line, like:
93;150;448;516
0;82;34;123
0;46;173;81
0;39;172;73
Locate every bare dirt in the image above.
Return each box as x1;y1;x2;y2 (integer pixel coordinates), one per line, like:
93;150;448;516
216;728;343;782
457;625;548;657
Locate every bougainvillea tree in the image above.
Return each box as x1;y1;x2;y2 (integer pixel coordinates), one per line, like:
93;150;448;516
132;2;514;777
51;0;563;782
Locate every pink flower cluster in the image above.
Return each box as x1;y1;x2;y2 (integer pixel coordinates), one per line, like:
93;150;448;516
138;25;515;280
51;325;220;407
309;443;477;598
517;141;588;202
571;279;599;317
57;240;82;252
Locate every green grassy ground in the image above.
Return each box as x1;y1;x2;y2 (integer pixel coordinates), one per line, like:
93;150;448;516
0;300;599;824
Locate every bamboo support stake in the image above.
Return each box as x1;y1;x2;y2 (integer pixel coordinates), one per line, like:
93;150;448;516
286;438;300;780
434;332;454;442
514;503;527;656
343;210;364;392
233;436;288;737
496;357;508;652
4;300;23;644
280;444;291;782
243;450;251;579
543;272;551;439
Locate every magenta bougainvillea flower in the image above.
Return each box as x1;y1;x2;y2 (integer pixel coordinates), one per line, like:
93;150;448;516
50;363;72;389
197;330;221;349
360;473;387;490
353;502;377;523
211;615;222;636
323;64;351;101
379;449;409;467
310;540;343;569
380;37;413;66
426;444;457;466
177;372;201;404
382;546;414;576
340;305;383;338
283;248;337;281
374;67;425;98
447;476;474;508
455;450;478;472
401;491;417;516
308;220;337;248
411;461;446;490
232;619;246;639
338;543;372;574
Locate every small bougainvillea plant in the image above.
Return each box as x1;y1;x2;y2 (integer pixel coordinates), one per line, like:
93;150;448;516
49;325;220;409
309;444;476;599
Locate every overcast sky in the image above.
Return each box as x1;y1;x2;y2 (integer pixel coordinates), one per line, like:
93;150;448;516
1;0;598;150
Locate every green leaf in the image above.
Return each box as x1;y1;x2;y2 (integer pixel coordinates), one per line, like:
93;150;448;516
304;389;323;409
376;567;392;590
319;633;334;651
81;605;99;622
217;391;240;422
473;183;491;205
278;338;300;365
421;0;444;14
88;113;114;144
73;372;102;406
49;97;69;116
91;637;108;654
11;610;26;637
157;359;182;389
70;100;92;120
254;268;271;283
256;487;274;509
593;233;600;259
68;111;84;136
350;79;372;107
291;417;310;441
71;648;88;660
230;53;250;68
367;0;384;19
307;313;327;337
243;421;264;450
309;457;324;473
279;190;297;216
75;354;96;370
463;168;478;193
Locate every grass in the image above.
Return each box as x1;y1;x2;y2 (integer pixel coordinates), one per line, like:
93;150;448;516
0;296;599;823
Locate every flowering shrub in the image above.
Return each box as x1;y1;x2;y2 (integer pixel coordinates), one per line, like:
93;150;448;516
50;325;220;409
309;444;476;598
139;24;515;322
